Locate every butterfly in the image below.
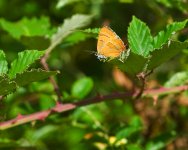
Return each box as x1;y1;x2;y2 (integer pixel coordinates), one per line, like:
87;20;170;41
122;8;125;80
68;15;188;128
97;26;126;60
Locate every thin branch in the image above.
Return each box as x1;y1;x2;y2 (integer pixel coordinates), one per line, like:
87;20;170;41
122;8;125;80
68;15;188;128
143;85;188;97
0;85;187;130
40;44;62;101
42;44;56;61
135;70;153;99
134;74;145;99
40;57;62;101
0;92;131;130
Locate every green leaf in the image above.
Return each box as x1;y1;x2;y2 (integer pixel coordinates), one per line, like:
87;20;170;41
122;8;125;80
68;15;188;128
51;14;92;48
0;17;54;40
0;50;8;75
0;75;17;96
116;126;142;140
39;94;56;110
157;0;173;7
153;19;188;49
119;0;134;3
156;0;188;13
117;52;148;75
13;69;58;87
71;77;93;99
128;16;153;57
30;125;58;142
164;71;188;87
56;0;81;9
146;131;176;150
116;116;143;140
63;28;99;47
83;28;100;34
21;36;50;50
0;138;19;147
72;106;103;126
0;69;57;96
63;31;92;47
29;82;54;93
148;40;188;70
8;50;45;79
129;116;143;127
127;144;142;150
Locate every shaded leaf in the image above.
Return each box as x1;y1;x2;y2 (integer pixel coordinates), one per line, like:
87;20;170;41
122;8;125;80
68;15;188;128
13;69;58;87
117;52;148;75
157;0;173;7
0;50;8;75
30;125;58;142
29;82;54;93
9;50;45;79
129;116;143;127
0;69;57;96
0;75;17;96
148;40;188;70
71;77;93;99
127;144;142;150
116;126;142;140
164;71;188;87
153;19;188;49
39;94;56;110
0;138;19;147
72;106;103;126
51;14;92;48
0;17;54;40
128;16;153;57
157;0;188;13
63;28;99;47
146;131;176;150
63;31;92;47
21;36;50;50
116;116;143;141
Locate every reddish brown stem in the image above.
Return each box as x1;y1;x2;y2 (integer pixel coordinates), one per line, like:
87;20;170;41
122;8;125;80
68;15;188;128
40;42;63;102
0;92;131;130
40;58;62;101
135;71;153;99
0;85;187;130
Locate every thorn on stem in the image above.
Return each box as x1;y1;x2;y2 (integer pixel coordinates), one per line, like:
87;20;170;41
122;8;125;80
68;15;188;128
153;96;158;106
38;115;46;121
56;101;62;106
12;114;24;124
17;114;24;119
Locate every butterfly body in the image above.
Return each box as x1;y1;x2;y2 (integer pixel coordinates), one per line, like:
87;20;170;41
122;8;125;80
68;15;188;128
97;26;126;59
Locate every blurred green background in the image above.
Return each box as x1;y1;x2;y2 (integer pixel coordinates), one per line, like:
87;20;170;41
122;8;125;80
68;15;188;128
0;0;188;149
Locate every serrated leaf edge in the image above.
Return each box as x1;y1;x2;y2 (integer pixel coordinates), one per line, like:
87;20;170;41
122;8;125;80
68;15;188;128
9;50;45;79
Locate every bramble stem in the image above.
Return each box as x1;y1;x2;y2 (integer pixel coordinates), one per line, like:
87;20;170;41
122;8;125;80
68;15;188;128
0;85;187;130
40;43;62;101
135;70;153;99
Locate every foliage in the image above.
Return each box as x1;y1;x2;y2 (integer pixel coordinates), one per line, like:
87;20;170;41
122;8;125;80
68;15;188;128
0;49;57;95
0;0;188;150
0;17;54;40
71;77;94;99
51;14;92;48
165;71;188;87
119;16;188;75
128;16;153;57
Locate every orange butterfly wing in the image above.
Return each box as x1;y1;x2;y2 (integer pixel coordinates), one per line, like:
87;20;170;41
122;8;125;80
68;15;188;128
97;26;126;58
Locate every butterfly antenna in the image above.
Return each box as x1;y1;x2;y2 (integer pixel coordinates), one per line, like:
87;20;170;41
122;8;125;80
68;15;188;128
83;50;97;55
